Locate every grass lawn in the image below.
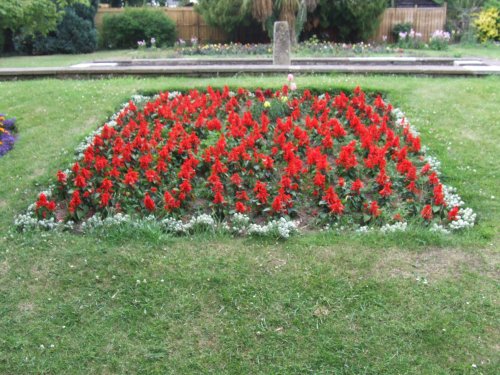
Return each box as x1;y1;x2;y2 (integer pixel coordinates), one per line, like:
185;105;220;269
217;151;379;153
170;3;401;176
0;75;498;374
0;43;499;68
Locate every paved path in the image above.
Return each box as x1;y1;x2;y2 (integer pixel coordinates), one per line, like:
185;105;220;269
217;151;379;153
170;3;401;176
1;57;499;79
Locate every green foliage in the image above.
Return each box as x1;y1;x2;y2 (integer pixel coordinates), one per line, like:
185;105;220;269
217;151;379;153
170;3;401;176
392;22;413;41
13;0;98;55
434;0;487;41
0;0;89;36
195;0;252;38
101;8;177;49
316;0;387;42
474;6;500;41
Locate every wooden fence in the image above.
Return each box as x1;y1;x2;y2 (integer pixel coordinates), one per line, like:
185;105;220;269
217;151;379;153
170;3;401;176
94;7;227;43
95;6;447;45
374;5;447;42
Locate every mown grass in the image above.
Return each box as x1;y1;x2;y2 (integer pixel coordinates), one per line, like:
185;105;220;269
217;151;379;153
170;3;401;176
0;75;498;374
0;42;499;68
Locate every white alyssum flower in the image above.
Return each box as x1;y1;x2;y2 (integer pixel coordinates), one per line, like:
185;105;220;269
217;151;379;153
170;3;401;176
449;207;476;230
380;221;408;233
356;226;371;234
430;223;450;234
247;217;298;239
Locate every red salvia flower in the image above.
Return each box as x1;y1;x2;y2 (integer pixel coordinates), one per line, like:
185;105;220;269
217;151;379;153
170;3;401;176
144;194;156;212
448;206;459;221
421;205;433;221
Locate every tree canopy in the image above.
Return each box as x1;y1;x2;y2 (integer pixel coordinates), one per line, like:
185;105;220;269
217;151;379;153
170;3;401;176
0;0;89;35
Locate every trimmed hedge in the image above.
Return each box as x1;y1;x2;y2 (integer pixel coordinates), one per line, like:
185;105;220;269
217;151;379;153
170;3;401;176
101;8;177;49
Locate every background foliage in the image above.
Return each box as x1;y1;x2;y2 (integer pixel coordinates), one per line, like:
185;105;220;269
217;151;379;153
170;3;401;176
13;0;98;55
101;8;177;49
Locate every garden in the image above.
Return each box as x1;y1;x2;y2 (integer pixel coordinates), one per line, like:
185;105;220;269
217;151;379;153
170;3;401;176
0;0;499;374
0;74;498;374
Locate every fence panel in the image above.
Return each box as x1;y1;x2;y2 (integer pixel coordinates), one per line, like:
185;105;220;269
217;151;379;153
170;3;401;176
374;6;447;42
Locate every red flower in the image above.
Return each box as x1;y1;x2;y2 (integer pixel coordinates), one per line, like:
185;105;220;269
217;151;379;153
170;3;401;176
230;173;242;186
351;179;364;194
323;187;344;215
69;191;82;213
124;169;139;185
235;202;247;213
379;182;392;197
253;181;269;204
57;170;67;184
164;191;178;211
100;192;111;207
236;191;249;201
369;201;381;217
74;175;87;188
421;205;433;221
36;193;48;209
145;169;159;183
448;206;459;221
336;141;358;170
428;172;440;185
433;184;445;206
313;172;326;189
213;191;225;205
180;180;192;194
144;194;156;211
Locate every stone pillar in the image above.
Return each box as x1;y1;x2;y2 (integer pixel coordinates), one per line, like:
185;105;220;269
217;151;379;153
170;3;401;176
273;21;291;66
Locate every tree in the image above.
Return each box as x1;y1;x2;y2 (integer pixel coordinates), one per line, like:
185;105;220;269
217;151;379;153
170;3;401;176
0;0;89;36
195;0;252;38
314;0;387;42
246;0;319;43
434;1;488;40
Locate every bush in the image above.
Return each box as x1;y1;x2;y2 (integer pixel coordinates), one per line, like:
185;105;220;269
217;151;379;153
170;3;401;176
311;0;386;42
392;23;413;41
101;8;177;49
474;7;500;42
13;1;98;55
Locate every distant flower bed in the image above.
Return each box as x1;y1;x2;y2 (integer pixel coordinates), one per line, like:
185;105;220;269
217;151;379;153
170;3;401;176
0;114;17;157
16;81;475;237
175;40;396;57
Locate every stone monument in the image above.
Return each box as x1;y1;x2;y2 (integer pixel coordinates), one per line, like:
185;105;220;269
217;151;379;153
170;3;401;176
273;21;291;65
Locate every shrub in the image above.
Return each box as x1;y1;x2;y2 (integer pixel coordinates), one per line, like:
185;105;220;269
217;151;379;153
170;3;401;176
101;8;177;49
392;23;413;41
315;0;387;42
13;1;98;55
474;7;500;42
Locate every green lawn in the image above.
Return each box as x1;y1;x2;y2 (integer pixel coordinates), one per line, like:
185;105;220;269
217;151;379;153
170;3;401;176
0;75;498;374
0;43;499;68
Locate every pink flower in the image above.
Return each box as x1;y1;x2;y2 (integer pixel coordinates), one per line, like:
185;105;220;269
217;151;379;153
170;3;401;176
290;82;297;91
287;74;294;82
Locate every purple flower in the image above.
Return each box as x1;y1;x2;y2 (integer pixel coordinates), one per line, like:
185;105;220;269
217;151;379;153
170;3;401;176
3;118;16;130
0;132;16;156
0;114;17;156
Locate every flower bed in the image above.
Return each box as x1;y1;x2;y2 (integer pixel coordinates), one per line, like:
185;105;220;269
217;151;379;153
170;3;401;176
0;114;17;157
16;81;475;237
175;40;395;57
